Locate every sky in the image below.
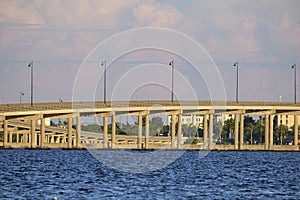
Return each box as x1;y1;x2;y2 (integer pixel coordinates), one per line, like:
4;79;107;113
0;0;300;104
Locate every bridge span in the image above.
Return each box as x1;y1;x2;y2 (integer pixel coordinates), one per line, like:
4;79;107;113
0;100;299;151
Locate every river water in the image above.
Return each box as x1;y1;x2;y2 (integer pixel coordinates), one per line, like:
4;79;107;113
0;149;299;199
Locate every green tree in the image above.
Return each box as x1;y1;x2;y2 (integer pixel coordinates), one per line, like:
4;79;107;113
244;115;255;128
182;124;198;137
221;118;235;140
254;116;265;144
213;120;223;140
160;125;170;136
150;117;164;136
275;124;289;145
245;123;255;144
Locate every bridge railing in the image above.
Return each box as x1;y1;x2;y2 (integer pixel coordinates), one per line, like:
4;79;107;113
0;100;299;113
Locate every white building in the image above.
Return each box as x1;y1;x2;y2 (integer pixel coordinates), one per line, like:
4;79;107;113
168;114;225;128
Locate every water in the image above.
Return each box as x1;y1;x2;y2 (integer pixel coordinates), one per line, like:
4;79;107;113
0;149;299;199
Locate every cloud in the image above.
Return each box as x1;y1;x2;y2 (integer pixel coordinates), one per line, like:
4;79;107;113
132;1;184;27
271;12;300;59
0;0;300;103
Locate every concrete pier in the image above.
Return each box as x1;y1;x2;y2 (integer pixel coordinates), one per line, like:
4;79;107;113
30;119;36;148
269;115;274;149
209;113;213;149
239;114;244;150
68;117;73;149
294;115;299;148
103;116;108;149
234;114;239;150
171;114;176;149
177;113;182;149
145;113;149;149
76;116;81;149
203;114;208;149
111;115;116;148
3;119;8;148
40;117;45;148
137;115;142;149
265;114;269;150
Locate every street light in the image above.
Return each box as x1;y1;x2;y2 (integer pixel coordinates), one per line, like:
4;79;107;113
101;60;107;103
233;61;239;103
169;60;174;102
292;63;297;104
58;98;63;126
20;91;24;104
28;61;34;106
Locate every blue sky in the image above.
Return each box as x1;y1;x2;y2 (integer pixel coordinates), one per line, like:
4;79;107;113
0;0;299;104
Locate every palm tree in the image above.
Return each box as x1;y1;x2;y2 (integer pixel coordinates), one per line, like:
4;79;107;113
245;123;255;144
255;116;265;144
221;118;235;140
275;124;289;145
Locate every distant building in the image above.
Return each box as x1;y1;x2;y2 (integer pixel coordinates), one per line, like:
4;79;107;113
168;114;225;128
275;115;299;129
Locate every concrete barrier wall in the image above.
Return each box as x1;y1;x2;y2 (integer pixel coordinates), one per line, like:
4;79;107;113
270;145;298;151
243;145;265;151
213;145;235;150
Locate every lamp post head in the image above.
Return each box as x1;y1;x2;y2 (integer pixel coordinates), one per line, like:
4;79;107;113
233;61;238;67
101;60;106;66
28;61;33;68
292;63;296;69
169;60;174;66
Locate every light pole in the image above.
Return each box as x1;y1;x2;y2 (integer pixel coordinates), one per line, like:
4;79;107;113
169;60;174;102
233;61;239;103
28;61;33;106
20;91;24;104
101;60;107;103
292;63;297;104
58;98;63;126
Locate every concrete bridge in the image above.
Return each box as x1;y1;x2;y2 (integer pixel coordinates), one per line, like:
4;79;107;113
0;100;299;151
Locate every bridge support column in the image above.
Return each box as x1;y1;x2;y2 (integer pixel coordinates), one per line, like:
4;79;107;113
269;115;274;150
209;113;213;149
265;114;269;150
76;116;81;149
3;119;8;148
40;117;45;148
177;113;182;149
137;115;143;149
9;131;13;143
171;114;176;149
68;117;73;149
111;115;116;149
203;114;208;149
294;115;299;149
145;113;149;149
234;114;239;150
103;116;108;149
24;133;28;143
239;114;244;150
31;119;36;148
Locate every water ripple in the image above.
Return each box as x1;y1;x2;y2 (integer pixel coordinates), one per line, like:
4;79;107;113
0;149;299;199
